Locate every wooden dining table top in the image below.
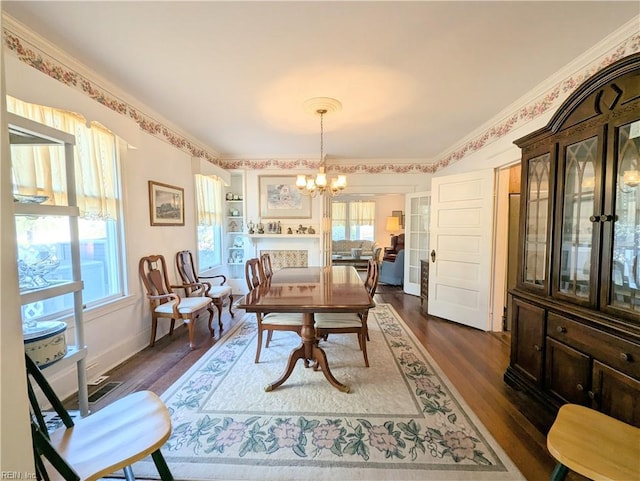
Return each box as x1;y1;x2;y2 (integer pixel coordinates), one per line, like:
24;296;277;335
239;266;375;313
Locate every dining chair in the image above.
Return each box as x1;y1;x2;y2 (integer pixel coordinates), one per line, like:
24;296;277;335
260;252;274;281
176;250;234;333
314;258;379;367
26;354;174;481
245;257;303;363
139;254;214;350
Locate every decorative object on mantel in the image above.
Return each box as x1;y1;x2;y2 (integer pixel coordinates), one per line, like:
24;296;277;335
265;221;282;234
247;221;255;234
296;97;347;197
308;226;315;234
287;227;293;234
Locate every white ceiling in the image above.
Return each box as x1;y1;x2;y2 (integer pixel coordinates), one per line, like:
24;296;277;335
3;1;639;164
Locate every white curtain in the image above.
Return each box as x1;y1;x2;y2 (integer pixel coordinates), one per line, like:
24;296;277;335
7;96;118;220
349;201;376;224
195;174;223;226
332;201;347;221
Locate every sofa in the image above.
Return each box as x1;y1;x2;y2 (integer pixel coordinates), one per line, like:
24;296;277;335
332;239;379;259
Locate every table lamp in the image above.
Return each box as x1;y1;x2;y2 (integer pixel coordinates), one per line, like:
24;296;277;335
386;216;400;237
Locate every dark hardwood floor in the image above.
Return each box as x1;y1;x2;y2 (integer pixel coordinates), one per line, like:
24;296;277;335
74;286;584;481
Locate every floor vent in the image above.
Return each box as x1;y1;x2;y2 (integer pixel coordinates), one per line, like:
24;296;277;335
88;381;122;403
43;410;81;433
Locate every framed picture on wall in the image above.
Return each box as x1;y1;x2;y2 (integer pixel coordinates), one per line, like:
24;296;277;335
259;175;312;218
148;180;185;226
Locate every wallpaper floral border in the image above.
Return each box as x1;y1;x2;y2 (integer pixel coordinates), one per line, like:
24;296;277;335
3;22;639;175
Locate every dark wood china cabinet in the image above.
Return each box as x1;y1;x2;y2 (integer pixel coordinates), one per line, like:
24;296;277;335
504;53;640;427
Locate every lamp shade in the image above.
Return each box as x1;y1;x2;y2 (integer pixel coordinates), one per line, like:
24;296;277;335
386;216;400;233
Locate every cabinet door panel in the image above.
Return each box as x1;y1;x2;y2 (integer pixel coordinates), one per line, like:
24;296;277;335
545;338;590;405
522;152;552;289
606;119;640;316
510;299;545;386
592;361;640;428
557;135;599;304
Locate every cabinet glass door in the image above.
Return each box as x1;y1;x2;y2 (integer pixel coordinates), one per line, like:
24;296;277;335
611;121;640;313
559;136;597;300
523;153;550;287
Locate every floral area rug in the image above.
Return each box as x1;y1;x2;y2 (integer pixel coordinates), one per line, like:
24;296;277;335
132;304;524;481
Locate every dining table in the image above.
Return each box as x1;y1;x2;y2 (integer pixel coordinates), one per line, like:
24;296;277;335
238;265;375;393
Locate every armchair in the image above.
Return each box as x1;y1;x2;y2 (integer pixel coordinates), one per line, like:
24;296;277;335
139;254;214;350
383;233;405;262
176;250;234;333
379;249;405;286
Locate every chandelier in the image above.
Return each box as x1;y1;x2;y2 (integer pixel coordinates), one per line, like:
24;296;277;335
296;97;347;197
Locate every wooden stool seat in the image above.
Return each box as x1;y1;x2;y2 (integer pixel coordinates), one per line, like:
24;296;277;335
547;404;640;481
44;391;172;481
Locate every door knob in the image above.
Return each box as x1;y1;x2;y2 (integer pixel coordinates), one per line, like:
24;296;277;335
430;250;436;262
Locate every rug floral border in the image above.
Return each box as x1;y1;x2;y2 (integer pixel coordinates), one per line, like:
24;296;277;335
161;305;510;473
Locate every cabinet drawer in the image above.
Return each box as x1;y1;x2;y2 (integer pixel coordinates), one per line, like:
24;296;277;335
547;313;640;379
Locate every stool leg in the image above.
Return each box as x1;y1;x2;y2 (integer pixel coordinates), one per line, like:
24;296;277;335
550;463;568;481
123;465;135;481
151;449;174;481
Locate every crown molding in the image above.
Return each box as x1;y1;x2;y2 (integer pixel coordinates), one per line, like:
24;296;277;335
434;17;640;170
2;13;222;166
3;13;638;175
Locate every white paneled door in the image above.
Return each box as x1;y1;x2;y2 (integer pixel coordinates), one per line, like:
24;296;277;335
428;169;495;330
404;192;431;295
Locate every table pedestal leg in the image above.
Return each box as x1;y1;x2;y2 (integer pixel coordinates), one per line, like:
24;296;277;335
264;312;350;393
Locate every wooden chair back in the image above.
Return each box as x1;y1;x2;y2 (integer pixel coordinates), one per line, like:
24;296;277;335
245;258;262;291
365;258;380;297
260;252;273;280
176;250;198;290
139;254;173;305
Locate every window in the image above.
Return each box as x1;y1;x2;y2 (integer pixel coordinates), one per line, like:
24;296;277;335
331;201;375;241
9;96;125;322
195;174;223;270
